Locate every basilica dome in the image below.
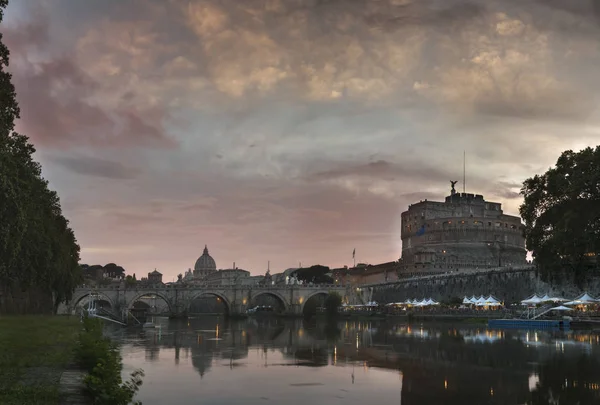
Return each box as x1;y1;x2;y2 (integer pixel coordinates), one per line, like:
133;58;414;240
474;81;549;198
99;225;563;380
193;245;216;279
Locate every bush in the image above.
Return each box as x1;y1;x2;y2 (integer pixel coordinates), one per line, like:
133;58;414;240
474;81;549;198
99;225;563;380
75;317;144;405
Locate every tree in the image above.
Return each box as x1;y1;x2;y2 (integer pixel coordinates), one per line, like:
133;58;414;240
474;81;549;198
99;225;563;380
0;0;81;312
295;265;334;284
125;275;136;288
520;146;600;285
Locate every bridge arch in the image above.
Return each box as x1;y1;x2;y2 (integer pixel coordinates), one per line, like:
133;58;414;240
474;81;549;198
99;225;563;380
127;291;173;312
249;291;289;313
187;291;231;314
301;291;331;316
71;292;116;311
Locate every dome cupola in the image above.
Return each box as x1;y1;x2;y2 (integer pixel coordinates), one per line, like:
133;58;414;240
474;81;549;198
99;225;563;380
193;245;216;279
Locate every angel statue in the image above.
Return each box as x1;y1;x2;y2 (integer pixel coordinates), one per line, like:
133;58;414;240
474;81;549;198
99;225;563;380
450;180;458;195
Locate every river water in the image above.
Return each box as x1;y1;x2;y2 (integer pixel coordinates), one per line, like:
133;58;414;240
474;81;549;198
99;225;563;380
110;317;600;405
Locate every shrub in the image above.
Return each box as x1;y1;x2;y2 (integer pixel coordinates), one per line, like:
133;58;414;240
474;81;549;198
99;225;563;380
76;317;144;405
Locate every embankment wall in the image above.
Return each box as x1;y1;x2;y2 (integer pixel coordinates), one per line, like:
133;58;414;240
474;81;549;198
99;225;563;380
371;268;600;304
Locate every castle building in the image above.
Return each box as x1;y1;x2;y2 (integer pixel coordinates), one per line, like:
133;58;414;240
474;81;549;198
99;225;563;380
399;183;527;277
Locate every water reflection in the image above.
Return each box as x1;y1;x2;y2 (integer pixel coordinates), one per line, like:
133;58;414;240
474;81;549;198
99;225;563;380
112;318;600;405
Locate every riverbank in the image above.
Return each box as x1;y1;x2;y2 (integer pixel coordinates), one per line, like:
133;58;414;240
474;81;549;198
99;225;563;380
0;315;81;405
334;312;504;323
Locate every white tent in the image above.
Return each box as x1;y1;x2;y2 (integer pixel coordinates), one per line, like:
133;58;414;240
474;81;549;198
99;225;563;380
462;296;472;305
550;306;573;312
474;296;487;305
469;296;478;304
540;294;568;303
565;293;598;306
521;295;543;305
483;295;502;306
425;298;439;306
485;295;500;303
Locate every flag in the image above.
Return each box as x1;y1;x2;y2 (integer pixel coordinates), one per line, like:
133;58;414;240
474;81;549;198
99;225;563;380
352;248;355;259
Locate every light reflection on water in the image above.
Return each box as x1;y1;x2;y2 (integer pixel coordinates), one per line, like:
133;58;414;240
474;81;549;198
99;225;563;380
110;317;600;405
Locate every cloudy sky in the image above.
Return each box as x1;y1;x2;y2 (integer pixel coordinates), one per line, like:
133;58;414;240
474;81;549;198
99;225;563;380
3;0;600;279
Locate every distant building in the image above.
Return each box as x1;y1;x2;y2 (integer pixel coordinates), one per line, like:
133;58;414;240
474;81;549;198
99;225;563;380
194;245;217;279
205;268;251;286
399;184;527;277
148;269;163;284
333;262;399;285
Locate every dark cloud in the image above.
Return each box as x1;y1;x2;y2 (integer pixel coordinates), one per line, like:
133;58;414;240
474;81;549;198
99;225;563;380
307;159;451;184
364;1;485;32
4;14;177;149
53;156;140;179
3;0;599;276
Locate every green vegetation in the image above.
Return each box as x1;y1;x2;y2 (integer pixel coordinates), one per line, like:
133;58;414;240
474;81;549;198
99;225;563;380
295;265;334;284
324;292;343;318
0;0;81;313
76;317;144;405
0;316;143;405
0;316;81;405
520;146;600;285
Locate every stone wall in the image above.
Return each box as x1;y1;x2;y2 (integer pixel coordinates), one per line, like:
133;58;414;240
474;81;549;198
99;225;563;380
371;267;600;304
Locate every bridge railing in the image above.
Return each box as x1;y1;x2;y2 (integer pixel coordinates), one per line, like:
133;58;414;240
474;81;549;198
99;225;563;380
75;283;346;290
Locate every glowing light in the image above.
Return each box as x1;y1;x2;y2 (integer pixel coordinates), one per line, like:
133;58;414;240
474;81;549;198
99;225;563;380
444;380;448;389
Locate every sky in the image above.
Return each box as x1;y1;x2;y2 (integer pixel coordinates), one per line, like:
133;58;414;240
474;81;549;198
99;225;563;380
3;0;600;280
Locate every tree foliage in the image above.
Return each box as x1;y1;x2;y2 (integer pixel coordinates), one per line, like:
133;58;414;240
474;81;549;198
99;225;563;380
295;265;334;284
0;0;81;311
520;146;600;285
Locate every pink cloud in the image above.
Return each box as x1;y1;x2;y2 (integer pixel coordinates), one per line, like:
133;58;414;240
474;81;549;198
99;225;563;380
4;15;176;149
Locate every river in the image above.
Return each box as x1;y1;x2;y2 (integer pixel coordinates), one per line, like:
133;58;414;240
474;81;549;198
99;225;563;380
109;316;600;405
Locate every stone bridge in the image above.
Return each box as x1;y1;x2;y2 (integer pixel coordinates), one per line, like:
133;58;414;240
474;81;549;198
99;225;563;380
57;284;352;317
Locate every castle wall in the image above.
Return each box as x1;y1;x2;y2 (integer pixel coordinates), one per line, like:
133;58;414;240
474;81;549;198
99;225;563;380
371;267;600;304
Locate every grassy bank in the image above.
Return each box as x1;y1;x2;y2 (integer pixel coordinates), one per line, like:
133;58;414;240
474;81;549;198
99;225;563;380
77;317;144;405
0;315;80;405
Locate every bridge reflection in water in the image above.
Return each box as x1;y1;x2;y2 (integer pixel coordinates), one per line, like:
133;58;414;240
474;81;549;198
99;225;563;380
111;318;600;405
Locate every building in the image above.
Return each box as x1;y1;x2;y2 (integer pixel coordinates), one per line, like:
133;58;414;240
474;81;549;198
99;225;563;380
178;245;263;286
332;262;400;285
148;269;163;284
205;268;251;286
193;245;217;279
399;184;527;277
350;262;400;285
